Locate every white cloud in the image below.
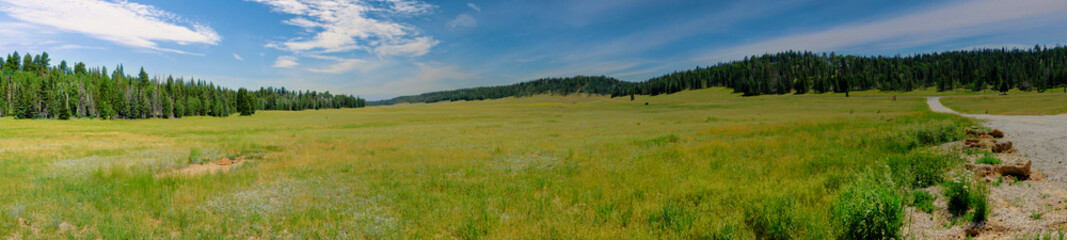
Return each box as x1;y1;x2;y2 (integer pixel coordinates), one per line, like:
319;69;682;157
368;62;474;96
306;58;382;74
960;44;1035;51
467;3;480;12
446;13;477;29
249;0;437;57
0;0;220;54
233;53;244;61
273;56;299;68
701;0;1067;62
374;36;438;57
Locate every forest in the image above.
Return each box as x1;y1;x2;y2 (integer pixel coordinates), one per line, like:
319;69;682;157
0;51;365;119
370;76;633;105
378;45;1067;105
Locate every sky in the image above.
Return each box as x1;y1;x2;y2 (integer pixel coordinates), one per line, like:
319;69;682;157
1;0;1066;100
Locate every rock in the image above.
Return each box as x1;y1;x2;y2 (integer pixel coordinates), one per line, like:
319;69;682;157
966;222;983;236
998;160;1031;179
965;221;987;236
990;129;1005;138
992;141;1013;153
967;163;999;177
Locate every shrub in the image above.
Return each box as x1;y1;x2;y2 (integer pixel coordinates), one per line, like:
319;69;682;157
911;191;937;213
944;174;989;222
884;119;963;152
944;177;970;216
832;170;904;240
188;147;204;164
972;184;990;224
744;197;797;240
887;150;958;188
912;120;962;145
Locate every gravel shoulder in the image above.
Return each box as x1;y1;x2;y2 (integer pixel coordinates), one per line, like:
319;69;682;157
910;97;1067;239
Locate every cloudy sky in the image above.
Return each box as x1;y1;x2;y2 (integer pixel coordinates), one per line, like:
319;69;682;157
1;0;1066;100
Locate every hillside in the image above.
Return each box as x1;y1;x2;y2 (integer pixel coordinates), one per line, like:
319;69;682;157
375;46;1067;105
370;76;633;105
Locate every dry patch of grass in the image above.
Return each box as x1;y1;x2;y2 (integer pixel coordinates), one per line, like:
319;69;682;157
942;93;1067;115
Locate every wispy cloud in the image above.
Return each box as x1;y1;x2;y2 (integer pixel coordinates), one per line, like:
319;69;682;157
0;0;220;54
700;0;1067;62
306;58;381;74
233;53;244;61
273;56;299;68
362;62;474;96
467;3;480;12
960;44;1036;51
446;13;477;29
249;0;437;57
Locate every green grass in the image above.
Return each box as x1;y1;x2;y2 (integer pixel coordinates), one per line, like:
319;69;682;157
977;153;1002;165
941;93;1067;115
0;87;971;238
911;191;938;214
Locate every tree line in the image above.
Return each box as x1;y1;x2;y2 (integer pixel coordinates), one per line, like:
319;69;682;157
370;76;632;105
0;51;366;120
626;44;1067;97
377;45;1067;105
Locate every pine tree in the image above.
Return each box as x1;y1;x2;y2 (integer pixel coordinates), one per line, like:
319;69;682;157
58;98;71;120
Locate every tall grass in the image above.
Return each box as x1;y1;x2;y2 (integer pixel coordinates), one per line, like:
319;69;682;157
832;169;905;240
0;88;972;238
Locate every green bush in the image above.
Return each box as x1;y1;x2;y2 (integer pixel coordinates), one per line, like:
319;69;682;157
887;150;958;188
913;120;962;145
832;170;904;240
971;183;990;224
944;178;969;216
744;197;797;240
188;147;204;164
944;174;989;222
911;191;937;213
884;119;964;152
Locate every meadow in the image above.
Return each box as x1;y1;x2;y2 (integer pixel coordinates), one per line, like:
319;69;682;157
0;88;971;239
941;92;1067;115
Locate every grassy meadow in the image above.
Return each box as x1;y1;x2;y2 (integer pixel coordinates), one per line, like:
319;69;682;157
0;88;971;239
941;92;1067;115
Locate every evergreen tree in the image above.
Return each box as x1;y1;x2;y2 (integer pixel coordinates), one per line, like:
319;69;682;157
5;52;18;71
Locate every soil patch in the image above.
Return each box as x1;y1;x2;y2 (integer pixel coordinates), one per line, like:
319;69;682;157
158;157;249;177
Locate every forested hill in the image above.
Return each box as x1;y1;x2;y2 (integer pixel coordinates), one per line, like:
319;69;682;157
0;51;366;120
375;45;1067;105
628;45;1067;97
370;76;634;105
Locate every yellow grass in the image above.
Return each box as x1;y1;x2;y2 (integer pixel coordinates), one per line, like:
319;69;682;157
0;87;968;238
941;92;1067;115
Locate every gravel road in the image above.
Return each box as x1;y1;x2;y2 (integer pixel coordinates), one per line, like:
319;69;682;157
910;97;1067;238
928;97;1067;182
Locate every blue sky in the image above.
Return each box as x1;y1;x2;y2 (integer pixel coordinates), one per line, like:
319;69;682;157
1;0;1066;100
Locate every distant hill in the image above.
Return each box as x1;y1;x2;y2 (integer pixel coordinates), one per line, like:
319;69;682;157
374;45;1067;105
370;76;635;105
